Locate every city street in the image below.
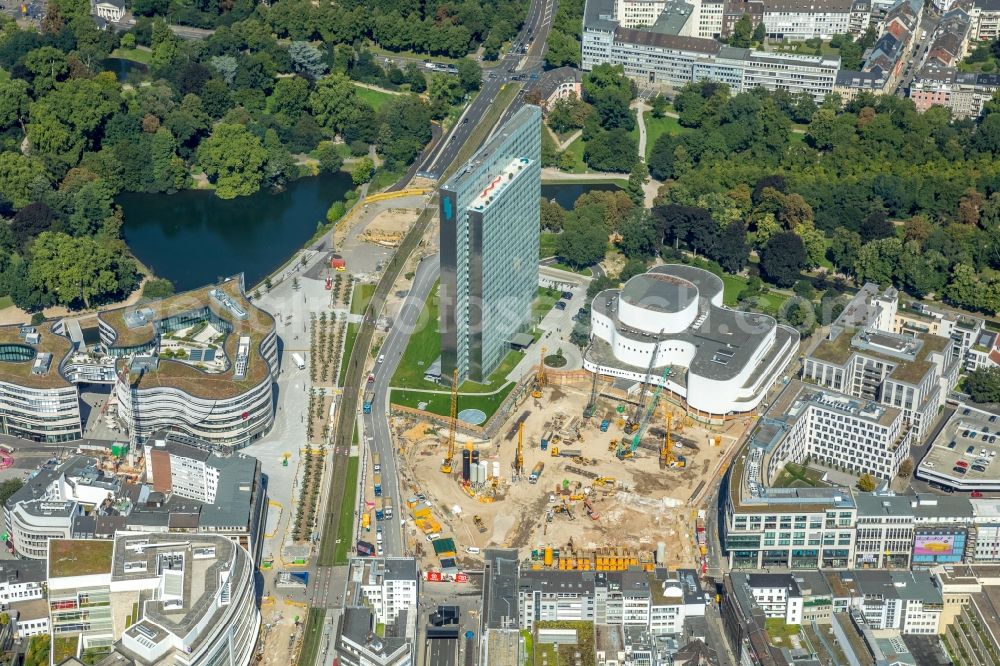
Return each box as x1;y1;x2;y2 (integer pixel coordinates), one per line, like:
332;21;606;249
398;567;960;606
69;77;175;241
362;253;440;557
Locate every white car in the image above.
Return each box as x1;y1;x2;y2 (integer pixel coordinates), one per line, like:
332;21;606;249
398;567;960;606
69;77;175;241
466;546;481;554
376;532;383;544
376;543;384;555
426;533;441;542
378;354;385;363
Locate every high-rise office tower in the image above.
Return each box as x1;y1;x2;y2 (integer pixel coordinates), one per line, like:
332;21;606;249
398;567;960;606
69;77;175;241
439;105;542;383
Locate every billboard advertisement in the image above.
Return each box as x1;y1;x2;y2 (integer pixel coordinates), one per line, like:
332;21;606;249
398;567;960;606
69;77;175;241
913;533;958;558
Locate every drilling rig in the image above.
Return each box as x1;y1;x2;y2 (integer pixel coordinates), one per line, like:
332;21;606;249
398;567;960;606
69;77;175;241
531;347;547;399
440;368;459;474
514;422;525;477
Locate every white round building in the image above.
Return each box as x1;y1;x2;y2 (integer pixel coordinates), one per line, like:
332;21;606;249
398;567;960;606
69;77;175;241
583;265;799;417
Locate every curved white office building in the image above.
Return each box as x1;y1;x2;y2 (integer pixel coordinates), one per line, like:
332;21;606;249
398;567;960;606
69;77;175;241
583;265;799;416
101;277;278;451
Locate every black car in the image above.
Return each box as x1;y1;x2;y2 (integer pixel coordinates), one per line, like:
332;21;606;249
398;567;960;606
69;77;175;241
554;301;567;310
954;466;968;475
974;465;987;473
561;291;573;300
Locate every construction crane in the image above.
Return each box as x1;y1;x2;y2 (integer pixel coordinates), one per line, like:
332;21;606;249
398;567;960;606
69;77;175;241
514;422;525;476
624;336;663;433
617;362;671;459
583;342;599;418
440;368;459;474
531;347;547;398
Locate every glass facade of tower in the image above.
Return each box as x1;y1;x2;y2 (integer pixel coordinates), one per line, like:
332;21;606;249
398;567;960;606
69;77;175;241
440;105;541;383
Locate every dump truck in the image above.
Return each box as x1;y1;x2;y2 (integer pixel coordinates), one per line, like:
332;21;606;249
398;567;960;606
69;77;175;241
363;374;376;413
600;419;611;432
375;498;385;521
541;431;551;451
529;462;545;484
373;454;381;473
551;448;581;458
473;515;487;533
384;497;393;519
373;474;382;497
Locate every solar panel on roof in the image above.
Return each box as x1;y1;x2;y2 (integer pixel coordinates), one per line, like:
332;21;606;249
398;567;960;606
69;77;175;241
204;349;215;362
188;349;202;361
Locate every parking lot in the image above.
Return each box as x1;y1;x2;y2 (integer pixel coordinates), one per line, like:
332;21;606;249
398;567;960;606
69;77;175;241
917;403;1000;491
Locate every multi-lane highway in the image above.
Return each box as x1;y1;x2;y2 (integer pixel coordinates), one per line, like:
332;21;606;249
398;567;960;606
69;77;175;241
418;0;555;178
363;255;440;556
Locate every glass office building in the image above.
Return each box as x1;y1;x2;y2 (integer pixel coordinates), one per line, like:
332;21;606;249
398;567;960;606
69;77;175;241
439;105;541;383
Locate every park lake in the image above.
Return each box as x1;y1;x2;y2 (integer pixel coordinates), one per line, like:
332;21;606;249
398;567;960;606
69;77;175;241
120;177;621;291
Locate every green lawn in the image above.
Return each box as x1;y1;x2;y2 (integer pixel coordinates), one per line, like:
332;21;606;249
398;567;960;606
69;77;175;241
720;273;788;314
333;457;359;564
551;262;593;276
391;281;441;389
353;85;396;110
339;323;359;386
644;114;687;160
392;383;516;420
765;618;801;644
392;282;556;392
351;283;376;316
369;166;404;192
540;232;559;259
559;135;588;174
296;608;327;666
110;47;152;65
0;296;13;310
773;462;828;489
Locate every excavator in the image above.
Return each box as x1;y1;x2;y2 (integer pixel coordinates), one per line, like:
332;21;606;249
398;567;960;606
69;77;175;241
440;368;459;474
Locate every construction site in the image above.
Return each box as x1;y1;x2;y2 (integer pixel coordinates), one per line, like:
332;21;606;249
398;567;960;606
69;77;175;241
379;355;755;574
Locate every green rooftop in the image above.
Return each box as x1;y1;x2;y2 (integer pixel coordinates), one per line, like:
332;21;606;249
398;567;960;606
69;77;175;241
48;539;113;578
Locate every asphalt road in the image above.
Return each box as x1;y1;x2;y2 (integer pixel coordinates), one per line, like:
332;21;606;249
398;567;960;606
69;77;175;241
364;254;441;556
418;0;554;179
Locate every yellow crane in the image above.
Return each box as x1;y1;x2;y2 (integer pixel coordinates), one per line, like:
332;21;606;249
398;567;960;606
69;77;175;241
532;347;547;398
440;368;459;474
515;422;524;476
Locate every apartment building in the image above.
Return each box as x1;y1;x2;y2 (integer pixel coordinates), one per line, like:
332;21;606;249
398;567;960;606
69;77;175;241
741;574;805;624
336;558;419;666
728;570;943;635
356;558;420;625
516;567;707;636
970;0;1000;40
760;0;857;40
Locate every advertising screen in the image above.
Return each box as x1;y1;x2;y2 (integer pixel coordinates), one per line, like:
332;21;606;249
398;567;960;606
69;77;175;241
913;533;957;557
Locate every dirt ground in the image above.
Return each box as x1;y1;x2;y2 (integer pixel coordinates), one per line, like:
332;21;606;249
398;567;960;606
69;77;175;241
360;208;420;247
256;601;306;666
391;381;746;570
